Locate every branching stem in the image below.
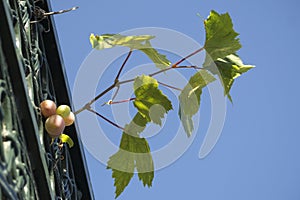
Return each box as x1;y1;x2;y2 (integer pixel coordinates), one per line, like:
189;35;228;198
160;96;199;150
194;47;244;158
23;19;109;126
74;83;115;115
74;46;205;116
171;47;205;67
108;98;136;105
115;50;132;81
157;81;182;91
87;108;124;130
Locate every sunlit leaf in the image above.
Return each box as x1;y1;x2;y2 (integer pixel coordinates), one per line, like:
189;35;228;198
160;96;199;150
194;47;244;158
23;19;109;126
178;106;194;137
133;75;173;126
178;70;216;136
203;10;241;66
124;112;148;136
140;41;171;69
107;134;135;198
107;133;154;198
205;54;254;101
90;34;170;69
135;141;154;187
90;33;154;50
107;166;134;199
107;92;157;198
103;9;253;199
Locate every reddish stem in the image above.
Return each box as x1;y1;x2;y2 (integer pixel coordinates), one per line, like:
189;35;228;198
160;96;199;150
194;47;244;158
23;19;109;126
109;98;136;105
87;108;124;130
171;47;205;68
157;81;182;91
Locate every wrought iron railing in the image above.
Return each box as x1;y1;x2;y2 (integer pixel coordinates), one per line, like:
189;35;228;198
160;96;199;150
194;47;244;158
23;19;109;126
0;0;93;199
0;42;37;199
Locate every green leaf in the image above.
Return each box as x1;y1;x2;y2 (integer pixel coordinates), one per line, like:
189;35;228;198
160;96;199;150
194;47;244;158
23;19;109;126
203;10;241;66
133;75;173;126
178;106;194;137
107;133;154;198
202;11;254;101
112;170;134;199
108;168;134;199
59;134;74;148
139;41;171;69
124;112;148;137
178;70;216;136
107;134;135;198
90;33;154;50
131;136;154;187
136;156;154;187
90;34;170;69
205;54;254;101
107;76;169;197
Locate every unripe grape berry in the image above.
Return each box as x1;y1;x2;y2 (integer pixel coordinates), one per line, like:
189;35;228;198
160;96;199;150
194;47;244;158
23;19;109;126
45;114;65;138
56;105;71;118
64;111;75;126
40;100;57;118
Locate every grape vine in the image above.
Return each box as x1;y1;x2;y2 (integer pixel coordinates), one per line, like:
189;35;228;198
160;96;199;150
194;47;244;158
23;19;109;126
72;10;254;198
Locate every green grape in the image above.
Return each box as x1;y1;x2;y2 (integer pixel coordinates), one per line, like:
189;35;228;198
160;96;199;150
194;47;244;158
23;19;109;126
56;105;71;118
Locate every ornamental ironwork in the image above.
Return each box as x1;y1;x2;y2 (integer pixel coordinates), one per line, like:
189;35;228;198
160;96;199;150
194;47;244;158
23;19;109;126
0;0;93;199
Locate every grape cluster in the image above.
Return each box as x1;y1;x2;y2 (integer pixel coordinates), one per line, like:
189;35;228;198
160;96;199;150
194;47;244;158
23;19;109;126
40;100;75;138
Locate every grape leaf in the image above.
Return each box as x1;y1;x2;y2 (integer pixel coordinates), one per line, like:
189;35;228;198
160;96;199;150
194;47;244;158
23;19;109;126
90;33;170;69
107;132;154;198
107;153;134;199
124;112;148;136
111;170;134;199
179;70;216;136
90;33;154;50
123;114;154;188
205;54;254;102
122;133;154;187
139;41;171;69
136;143;154;187
133;75;173;125
203;10;241;66
178;106;194;137
107;81;164;198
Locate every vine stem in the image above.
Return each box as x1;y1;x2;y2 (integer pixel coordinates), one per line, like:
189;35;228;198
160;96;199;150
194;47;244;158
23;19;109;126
108;98;136;105
148;47;205;77
171;47;205;67
74;50;133;115
148;65;203;78
157;81;182;91
115;50;132;81
87;108;124;130
74;46;205;115
73;83;115;115
117;65;203;86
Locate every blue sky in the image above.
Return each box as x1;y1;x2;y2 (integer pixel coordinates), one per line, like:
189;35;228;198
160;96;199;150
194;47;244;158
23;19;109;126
50;0;300;199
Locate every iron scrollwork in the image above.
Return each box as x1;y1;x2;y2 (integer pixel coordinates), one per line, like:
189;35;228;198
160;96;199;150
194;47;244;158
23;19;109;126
0;39;37;200
0;0;83;199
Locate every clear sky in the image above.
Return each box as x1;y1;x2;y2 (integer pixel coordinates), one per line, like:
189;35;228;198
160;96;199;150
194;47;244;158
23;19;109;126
50;0;300;199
